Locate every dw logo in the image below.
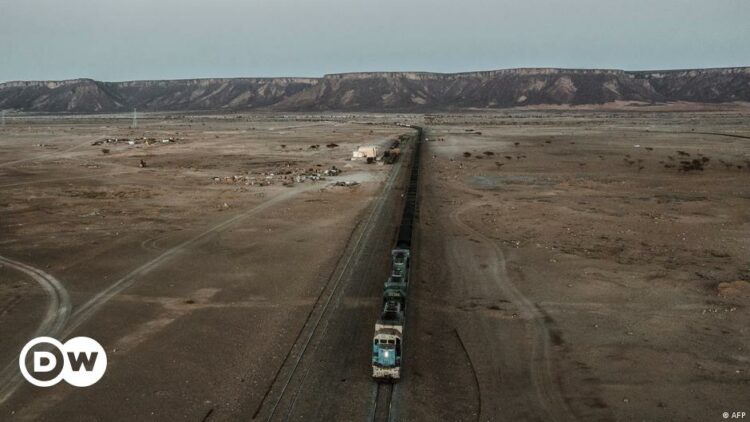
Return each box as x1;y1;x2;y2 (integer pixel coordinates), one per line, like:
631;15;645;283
19;337;107;387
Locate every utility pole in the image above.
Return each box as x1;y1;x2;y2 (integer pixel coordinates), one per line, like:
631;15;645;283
131;108;137;129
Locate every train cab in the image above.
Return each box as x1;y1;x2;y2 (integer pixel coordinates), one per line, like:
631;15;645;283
372;327;402;379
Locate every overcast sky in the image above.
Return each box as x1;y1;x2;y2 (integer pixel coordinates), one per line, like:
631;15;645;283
1;0;748;82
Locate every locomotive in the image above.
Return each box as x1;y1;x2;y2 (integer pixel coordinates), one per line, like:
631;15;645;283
372;292;405;379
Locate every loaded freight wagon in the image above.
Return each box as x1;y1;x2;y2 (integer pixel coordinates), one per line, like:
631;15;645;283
391;248;410;280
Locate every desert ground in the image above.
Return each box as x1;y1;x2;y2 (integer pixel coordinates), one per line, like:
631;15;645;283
0;110;748;421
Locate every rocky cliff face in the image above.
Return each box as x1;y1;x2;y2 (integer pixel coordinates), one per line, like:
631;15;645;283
0;78;319;113
106;78;318;111
1;68;748;113
0;79;127;113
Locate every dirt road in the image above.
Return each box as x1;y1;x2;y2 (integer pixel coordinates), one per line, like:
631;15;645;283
0;256;71;403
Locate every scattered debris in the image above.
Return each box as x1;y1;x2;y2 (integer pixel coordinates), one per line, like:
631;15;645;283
92;136;179;147
678;159;705;172
334;181;359;187
211;164;342;187
323;166;341;176
139;160;147;168
92;138;129;146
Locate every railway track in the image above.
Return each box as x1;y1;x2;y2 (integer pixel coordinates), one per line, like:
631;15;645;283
251;129;418;421
366;124;422;419
370;383;395;422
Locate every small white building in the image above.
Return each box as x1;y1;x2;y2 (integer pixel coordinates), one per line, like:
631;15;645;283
352;145;379;160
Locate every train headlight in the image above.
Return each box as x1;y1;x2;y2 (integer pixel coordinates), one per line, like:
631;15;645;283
384;351;389;358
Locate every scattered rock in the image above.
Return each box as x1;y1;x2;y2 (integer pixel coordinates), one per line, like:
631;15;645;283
334;181;359;187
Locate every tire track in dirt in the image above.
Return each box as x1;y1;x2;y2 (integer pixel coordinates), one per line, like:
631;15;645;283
0;170;138;189
139;231;172;253
449;201;576;422
0;185;316;407
0;136;102;168
0;256;72;404
63;186;318;337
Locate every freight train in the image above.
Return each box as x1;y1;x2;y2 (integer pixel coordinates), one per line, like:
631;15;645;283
372;125;422;381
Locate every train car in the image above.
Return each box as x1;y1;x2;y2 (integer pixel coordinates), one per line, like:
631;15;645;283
383;275;408;298
391;248;410;280
372;299;404;380
382;148;400;164
383;282;406;312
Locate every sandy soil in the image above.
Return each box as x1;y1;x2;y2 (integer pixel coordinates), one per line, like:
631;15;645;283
1;111;748;421
403;111;750;421
0;113;408;420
